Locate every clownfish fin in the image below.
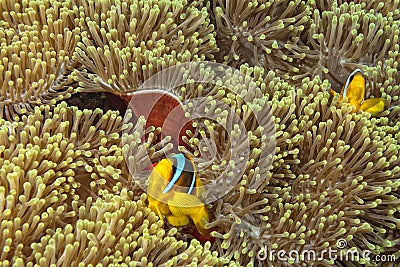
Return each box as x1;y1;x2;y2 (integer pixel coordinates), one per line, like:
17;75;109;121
166;214;190;227
341;69;365;110
148;197;166;223
359;98;385;115
156;206;164;223
168;192;204;216
330;89;338;97
168;192;210;236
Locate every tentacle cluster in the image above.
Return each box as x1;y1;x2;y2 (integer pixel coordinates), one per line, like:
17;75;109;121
1;1;399;266
0;0;80;120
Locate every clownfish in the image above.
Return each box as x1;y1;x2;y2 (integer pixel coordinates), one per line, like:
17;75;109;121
330;69;385;115
121;90;195;152
147;154;210;236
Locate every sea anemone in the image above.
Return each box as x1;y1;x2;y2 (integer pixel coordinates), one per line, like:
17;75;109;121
1;0;400;266
213;0;311;79
298;1;400;89
206;66;400;266
0;0;80;120
72;0;218;97
28;190;222;266
0;101;227;265
310;0;400;20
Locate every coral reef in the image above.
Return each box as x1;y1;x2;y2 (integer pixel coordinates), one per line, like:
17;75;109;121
1;0;399;266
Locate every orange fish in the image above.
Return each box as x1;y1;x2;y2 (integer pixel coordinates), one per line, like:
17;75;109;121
119;90;195;152
147;153;210;236
330;69;385;115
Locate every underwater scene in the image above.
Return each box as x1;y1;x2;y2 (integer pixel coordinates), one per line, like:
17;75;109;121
0;0;399;266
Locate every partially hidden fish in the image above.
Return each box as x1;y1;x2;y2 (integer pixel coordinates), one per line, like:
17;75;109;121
119;90;195;152
330;69;385;115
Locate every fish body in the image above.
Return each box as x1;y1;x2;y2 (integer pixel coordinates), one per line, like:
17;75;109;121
147;154;210;236
120;90;195;152
330;69;384;115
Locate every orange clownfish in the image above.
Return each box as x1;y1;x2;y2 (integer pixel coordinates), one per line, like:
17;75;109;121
147;154;210;236
330;69;385;115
